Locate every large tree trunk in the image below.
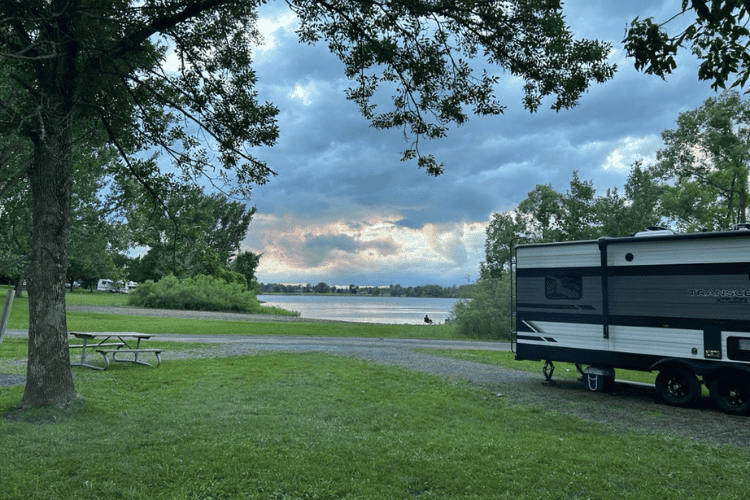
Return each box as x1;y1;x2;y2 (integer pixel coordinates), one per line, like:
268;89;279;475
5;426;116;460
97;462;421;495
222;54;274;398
20;114;78;409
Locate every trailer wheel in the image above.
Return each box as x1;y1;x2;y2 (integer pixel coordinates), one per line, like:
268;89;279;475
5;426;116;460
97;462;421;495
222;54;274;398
709;374;750;415
655;367;701;407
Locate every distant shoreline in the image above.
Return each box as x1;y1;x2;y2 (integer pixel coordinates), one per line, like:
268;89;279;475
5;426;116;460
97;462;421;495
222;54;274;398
258;292;471;299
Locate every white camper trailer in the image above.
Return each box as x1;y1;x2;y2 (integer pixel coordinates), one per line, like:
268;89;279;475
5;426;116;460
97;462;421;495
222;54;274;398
96;279;137;293
512;226;750;415
96;279;117;292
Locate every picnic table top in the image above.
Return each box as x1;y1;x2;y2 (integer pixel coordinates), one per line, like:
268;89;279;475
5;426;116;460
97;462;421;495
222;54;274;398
69;332;152;339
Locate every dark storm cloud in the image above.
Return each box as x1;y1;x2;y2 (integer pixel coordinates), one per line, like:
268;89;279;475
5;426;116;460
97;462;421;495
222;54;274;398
240;0;724;286
301;233;399;267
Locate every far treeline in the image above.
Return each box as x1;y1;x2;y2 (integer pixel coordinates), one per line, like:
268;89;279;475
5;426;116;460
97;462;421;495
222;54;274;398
1;178;264;298
260;282;474;298
454;90;750;339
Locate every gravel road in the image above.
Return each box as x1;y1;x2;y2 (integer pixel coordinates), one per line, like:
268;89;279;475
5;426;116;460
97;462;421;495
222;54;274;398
3;305;749;448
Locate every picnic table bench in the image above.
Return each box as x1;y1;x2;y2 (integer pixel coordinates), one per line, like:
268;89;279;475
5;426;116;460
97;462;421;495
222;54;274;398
69;332;163;370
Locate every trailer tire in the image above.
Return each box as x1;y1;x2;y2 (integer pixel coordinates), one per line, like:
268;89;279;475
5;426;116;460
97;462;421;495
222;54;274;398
708;374;750;416
655;367;701;407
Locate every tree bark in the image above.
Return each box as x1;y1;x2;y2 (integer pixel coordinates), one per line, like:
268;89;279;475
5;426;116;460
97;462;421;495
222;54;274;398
13;271;25;299
20;111;78;409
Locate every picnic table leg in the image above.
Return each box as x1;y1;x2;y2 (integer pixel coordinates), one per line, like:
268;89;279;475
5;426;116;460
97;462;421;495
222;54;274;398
70;336;106;370
133;337;142;364
79;337;89;365
100;352;111;369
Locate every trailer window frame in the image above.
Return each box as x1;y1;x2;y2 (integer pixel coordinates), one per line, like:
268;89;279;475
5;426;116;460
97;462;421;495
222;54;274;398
727;337;750;362
544;274;583;301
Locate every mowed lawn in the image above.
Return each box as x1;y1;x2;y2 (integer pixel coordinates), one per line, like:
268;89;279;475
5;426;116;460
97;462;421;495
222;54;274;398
3;288;463;340
1;287;749;498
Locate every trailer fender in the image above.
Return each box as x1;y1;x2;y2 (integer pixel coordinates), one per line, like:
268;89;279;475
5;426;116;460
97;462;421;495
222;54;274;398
649;358;750;378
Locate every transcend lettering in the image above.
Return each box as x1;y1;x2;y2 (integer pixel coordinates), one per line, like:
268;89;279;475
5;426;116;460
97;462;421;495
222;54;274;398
690;289;750;297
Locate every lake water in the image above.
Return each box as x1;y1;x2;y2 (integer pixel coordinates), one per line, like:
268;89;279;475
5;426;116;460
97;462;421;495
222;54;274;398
257;295;463;325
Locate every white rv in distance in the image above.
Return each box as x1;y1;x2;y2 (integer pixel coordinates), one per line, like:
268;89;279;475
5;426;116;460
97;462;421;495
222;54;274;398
96;279;117;292
512;226;750;415
96;279;137;293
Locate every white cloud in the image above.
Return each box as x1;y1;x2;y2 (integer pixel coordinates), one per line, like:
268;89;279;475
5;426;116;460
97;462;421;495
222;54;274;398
289;82;317;106
242;213;488;286
600;135;662;171
256;10;298;52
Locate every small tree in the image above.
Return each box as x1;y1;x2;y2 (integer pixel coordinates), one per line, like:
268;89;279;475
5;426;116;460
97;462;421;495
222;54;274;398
449;278;510;340
231;251;262;293
656;90;750;230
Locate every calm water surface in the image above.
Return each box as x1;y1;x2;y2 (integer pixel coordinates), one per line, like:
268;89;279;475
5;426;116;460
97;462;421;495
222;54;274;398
258;295;462;325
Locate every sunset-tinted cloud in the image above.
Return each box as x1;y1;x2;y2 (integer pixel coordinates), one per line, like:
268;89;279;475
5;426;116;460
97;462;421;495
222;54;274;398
238;0;718;286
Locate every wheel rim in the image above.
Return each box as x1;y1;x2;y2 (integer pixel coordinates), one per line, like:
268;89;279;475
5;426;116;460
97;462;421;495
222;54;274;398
666;375;690;399
717;378;749;409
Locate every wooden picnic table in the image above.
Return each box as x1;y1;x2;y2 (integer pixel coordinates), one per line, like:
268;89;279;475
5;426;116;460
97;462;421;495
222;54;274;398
69;332;163;370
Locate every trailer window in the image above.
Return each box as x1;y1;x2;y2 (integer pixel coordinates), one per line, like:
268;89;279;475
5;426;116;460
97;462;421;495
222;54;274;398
727;337;750;362
545;275;582;300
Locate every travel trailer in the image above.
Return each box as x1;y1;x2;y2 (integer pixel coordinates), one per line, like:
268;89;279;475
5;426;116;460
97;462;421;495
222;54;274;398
96;279;117;292
511;226;750;415
96;279;137;293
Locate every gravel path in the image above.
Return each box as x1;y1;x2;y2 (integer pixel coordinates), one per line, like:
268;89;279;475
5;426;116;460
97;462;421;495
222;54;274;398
3;305;749;448
155;334;529;384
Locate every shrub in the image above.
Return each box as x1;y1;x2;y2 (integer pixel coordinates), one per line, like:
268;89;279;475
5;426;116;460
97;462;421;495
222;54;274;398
216;267;248;288
449;278;510;339
128;274;259;313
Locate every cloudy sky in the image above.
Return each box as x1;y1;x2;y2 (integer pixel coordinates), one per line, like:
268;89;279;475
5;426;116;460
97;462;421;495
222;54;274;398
235;0;718;287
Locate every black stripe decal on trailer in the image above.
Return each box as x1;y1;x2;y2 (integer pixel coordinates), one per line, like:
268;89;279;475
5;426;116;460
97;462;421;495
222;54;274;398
516;311;750;332
516;311;604;325
607;262;750;276
517;266;601;278
517;335;558;343
517;302;597;311
516;262;750;278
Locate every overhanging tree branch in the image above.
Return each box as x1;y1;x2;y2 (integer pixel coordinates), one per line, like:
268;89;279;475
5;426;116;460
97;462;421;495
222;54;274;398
0;253;30;274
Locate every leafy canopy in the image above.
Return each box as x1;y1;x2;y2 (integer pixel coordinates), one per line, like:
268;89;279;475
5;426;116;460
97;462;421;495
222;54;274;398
624;0;750;91
655;90;750;229
291;0;616;174
1;0;280;201
0;0;617;186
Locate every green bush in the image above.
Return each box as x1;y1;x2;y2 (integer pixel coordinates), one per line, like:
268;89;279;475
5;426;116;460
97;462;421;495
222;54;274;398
449;278;510;339
128;274;259;313
215;267;248;288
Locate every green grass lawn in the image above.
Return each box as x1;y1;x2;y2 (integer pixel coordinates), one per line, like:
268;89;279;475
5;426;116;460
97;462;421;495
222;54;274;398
3;286;746;498
2;353;748;499
2;287;464;340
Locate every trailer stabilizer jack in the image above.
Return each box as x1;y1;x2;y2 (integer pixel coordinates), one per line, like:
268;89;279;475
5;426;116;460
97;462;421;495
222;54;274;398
543;360;555;381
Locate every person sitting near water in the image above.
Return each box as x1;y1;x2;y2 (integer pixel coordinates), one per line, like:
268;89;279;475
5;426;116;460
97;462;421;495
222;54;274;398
424;315;433;324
